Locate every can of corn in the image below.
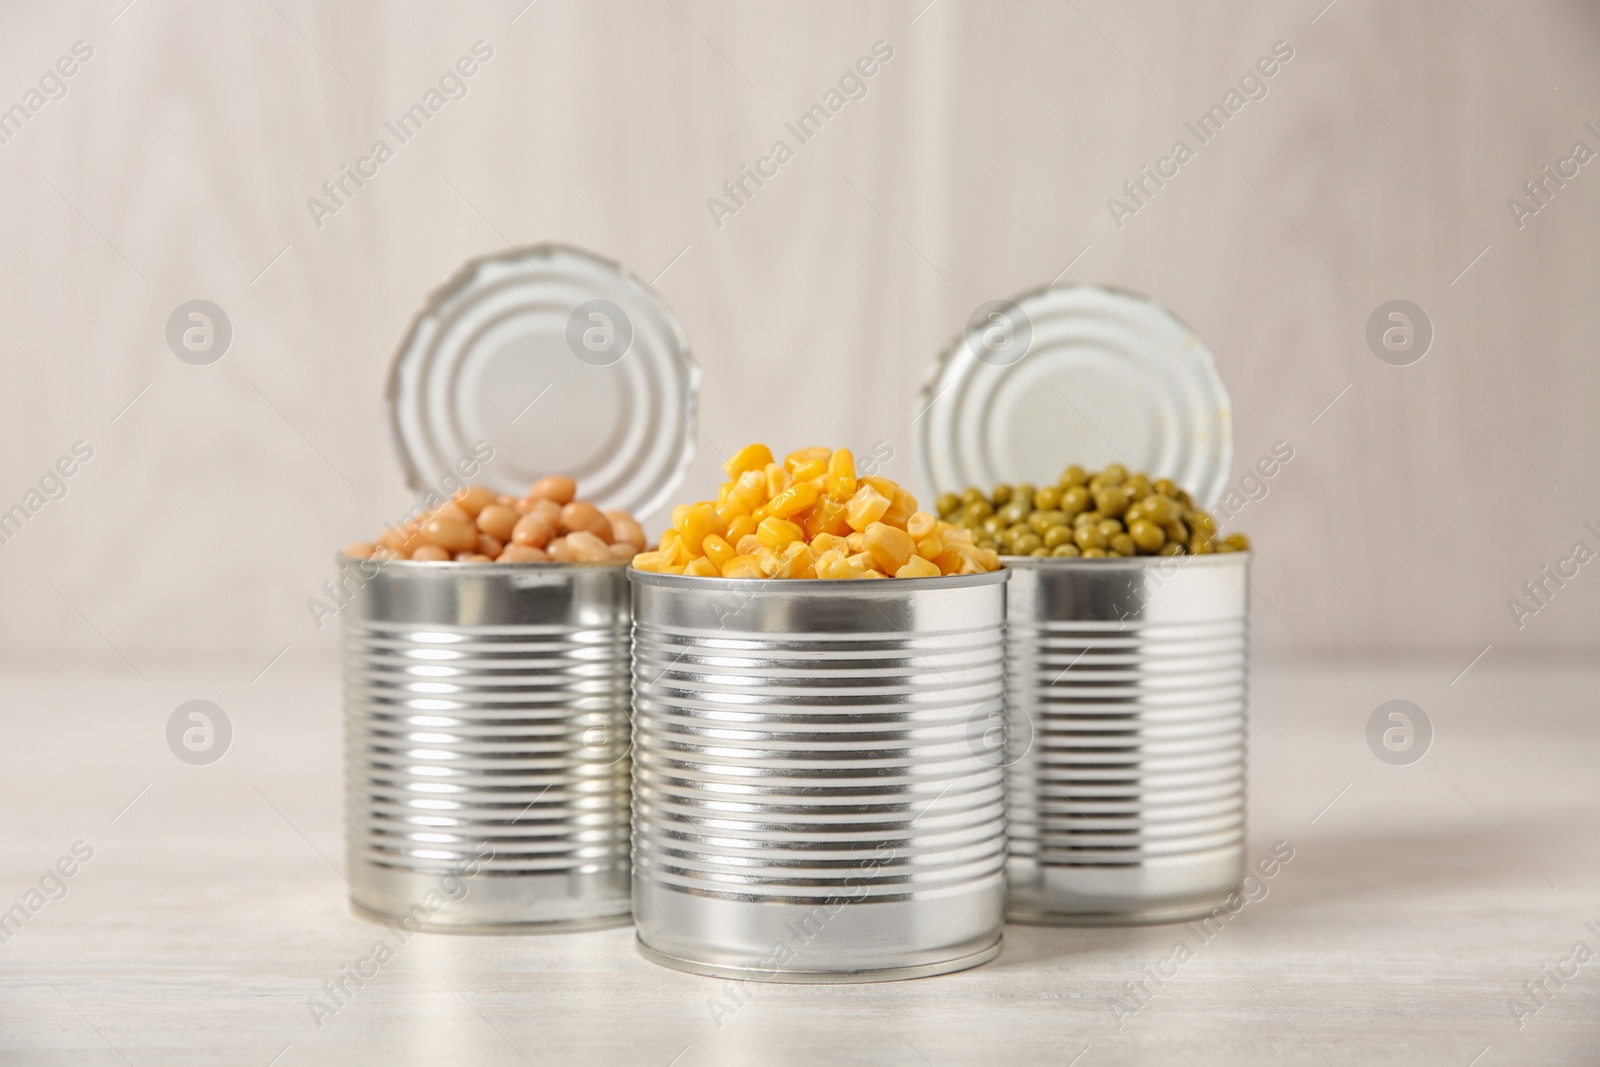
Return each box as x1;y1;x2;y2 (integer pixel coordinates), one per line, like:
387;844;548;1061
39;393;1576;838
629;569;1010;980
343;558;635;931
342;244;697;931
1001;547;1248;924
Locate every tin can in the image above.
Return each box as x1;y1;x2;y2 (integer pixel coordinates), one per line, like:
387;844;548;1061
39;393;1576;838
343;558;634;931
1001;552;1248;925
629;569;1010;981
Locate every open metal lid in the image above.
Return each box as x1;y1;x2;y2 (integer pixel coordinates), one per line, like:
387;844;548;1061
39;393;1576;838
386;244;698;520
914;284;1232;509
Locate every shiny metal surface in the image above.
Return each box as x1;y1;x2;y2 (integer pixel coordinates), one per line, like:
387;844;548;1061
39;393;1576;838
341;558;633;932
913;284;1233;511
628;570;1009;981
1003;553;1248;925
385;243;699;519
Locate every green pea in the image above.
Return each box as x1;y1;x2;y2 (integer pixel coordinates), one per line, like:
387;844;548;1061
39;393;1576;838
1060;486;1091;515
1033;485;1061;511
981;514;1005;537
991;484;1013;506
998;501;1030;526
1043;525;1074;549
1158;541;1185;556
1128;518;1166;552
1012;532;1043;555
1050;543;1081;557
1060;464;1088;487
1096;519;1124;539
1074;524;1107;551
1081;546;1108;558
1029;546;1051;558
935;493;960;517
1093;485;1131;518
965;499;994;521
1147;501;1175;526
1110;533;1136;556
961;487;986;506
1074;509;1103;528
1013;483;1037;508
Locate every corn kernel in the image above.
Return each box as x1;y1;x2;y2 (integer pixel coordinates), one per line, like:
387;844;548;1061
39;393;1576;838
907;511;937;540
801;493;851;538
846;532;867;554
727;515;758;544
767;479;820;519
882;486;917;528
702;533;736;571
773;541;817;579
715;500;747;526
765;463;792;498
631;550;670;572
724;443;774;479
825;448;857;498
845;484;891;531
680;503;726;554
735;533;762;555
684;557;720;577
847;551;876;571
730;470;766;511
915;533;944;559
815;549;866;580
895;555;940;579
722;554;764;578
790;458;827;482
756;546;783;577
783;446;831;472
864;522;915;573
756;516;805;550
811;532;849;555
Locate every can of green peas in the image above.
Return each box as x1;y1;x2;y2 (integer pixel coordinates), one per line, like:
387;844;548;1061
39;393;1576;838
915;283;1250;924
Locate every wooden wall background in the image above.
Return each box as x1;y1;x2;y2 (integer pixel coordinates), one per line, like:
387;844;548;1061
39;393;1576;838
1;0;1595;670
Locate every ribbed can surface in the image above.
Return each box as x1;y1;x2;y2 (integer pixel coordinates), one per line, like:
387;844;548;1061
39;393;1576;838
629;569;1009;981
1003;553;1248;925
340;558;632;932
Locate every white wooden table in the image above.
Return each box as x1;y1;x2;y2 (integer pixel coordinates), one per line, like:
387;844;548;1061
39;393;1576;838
1;657;1594;1065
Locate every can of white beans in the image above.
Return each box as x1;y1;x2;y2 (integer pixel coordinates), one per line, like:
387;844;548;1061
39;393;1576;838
342;243;697;931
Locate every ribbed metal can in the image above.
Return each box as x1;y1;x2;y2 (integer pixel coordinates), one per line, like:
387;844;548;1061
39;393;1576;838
629;569;1010;981
341;557;633;932
1002;552;1248;925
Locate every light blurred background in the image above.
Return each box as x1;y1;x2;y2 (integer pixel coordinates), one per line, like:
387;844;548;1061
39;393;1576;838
1;0;1596;672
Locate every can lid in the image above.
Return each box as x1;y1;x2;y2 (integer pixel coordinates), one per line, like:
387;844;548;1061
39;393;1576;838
385;244;699;520
913;285;1232;509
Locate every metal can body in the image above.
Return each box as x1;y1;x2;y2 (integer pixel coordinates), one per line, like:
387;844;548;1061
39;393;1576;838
1003;553;1248;925
629;569;1009;982
341;558;633;932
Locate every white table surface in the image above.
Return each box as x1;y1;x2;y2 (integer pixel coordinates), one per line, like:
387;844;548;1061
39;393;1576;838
1;656;1595;1065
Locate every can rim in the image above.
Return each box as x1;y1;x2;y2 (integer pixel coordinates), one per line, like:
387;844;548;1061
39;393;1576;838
336;553;628;570
997;551;1249;569
626;566;1010;591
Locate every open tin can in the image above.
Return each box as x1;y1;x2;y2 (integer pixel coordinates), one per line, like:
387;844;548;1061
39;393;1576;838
916;284;1249;924
629;569;1010;980
1001;553;1247;924
342;244;696;932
